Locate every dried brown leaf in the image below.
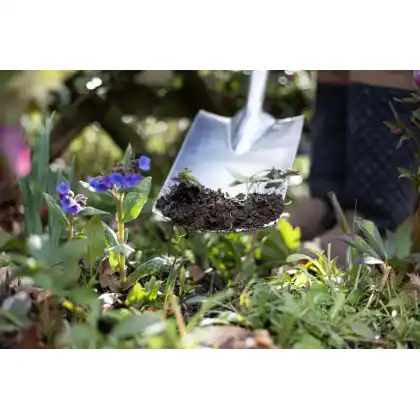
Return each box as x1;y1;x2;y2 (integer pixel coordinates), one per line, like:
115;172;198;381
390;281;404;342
99;258;121;292
0;265;12;295
408;272;420;289
187;264;205;282
14;324;44;349
402;273;420;305
187;325;281;349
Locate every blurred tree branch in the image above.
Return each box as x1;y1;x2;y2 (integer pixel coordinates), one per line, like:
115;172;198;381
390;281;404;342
49;70;308;161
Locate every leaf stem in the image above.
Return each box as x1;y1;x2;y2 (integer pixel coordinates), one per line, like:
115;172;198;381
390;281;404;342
171;295;187;347
114;185;126;283
68;213;74;240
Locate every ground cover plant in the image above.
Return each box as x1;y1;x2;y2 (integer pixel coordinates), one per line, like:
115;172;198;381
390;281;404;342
2;73;420;349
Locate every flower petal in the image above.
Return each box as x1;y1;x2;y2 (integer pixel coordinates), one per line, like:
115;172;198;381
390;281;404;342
111;172;125;187
56;181;70;195
102;176;113;189
60;196;83;214
138;155;151;171
123;173;141;188
88;176;110;193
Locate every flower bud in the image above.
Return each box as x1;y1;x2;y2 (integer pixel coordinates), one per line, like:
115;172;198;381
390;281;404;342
391;127;404;135
74;194;87;206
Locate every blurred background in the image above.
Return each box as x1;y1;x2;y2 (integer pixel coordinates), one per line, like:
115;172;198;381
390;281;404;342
0;70;315;232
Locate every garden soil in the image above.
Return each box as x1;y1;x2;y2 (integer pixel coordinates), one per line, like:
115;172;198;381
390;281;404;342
156;181;284;231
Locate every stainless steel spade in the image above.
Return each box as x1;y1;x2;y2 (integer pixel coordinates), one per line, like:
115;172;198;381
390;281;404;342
153;70;305;232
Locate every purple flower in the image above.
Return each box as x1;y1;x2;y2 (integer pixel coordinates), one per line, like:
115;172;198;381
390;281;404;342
111;172;125;187
123;173;142;188
60;195;71;206
87;165;144;194
57;181;86;215
413;71;420;88
56;181;70;196
88;176;112;193
102;176;113;189
60;195;83;215
138;155;151;171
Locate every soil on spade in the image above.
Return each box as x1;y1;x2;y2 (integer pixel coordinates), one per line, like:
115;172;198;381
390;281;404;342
155;181;285;231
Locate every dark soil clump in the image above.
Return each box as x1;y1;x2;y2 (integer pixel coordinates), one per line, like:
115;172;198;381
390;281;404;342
156;181;284;231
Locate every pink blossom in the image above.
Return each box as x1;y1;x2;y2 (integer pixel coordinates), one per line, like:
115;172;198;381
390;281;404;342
0;125;31;178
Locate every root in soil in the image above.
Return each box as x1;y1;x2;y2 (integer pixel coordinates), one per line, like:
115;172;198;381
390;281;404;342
155;181;284;231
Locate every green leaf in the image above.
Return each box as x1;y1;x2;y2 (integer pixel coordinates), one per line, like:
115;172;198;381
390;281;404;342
108;252;119;270
387;219;412;260
0;228;12;249
81;207;112;217
43;192;68;228
122;144;134;168
389;101;402;124
107;244;135;258
383;121;398;130
340;234;381;260
351;322;376;340
83;216;106;270
278;219;301;251
281;292;302;316
359;255;385;266
34;115;54;192
398;168;414;180
102;222;119;248
144;277;161;302
125;283;147;307
330;292;346;320
65;324;101;349
67;157;76;186
294;334;324;349
122;178;151;222
59;237;88;261
48;172;66;248
356;219;387;260
123;257;172;290
286;253;312;263
186;289;235;333
66;288;99;307
111;313;164;340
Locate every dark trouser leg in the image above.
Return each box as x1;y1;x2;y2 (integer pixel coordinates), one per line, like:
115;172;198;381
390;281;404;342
345;82;418;232
308;82;347;208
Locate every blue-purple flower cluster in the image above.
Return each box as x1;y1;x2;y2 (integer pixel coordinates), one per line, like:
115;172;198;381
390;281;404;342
87;155;151;194
56;182;87;215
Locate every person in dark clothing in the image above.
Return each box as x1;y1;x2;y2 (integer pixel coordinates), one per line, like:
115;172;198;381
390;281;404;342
288;71;418;265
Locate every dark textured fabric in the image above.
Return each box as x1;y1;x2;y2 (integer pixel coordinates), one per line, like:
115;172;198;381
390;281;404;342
308;83;347;204
345;83;418;232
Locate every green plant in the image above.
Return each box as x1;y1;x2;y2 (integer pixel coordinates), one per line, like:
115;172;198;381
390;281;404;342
6;98;420;349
